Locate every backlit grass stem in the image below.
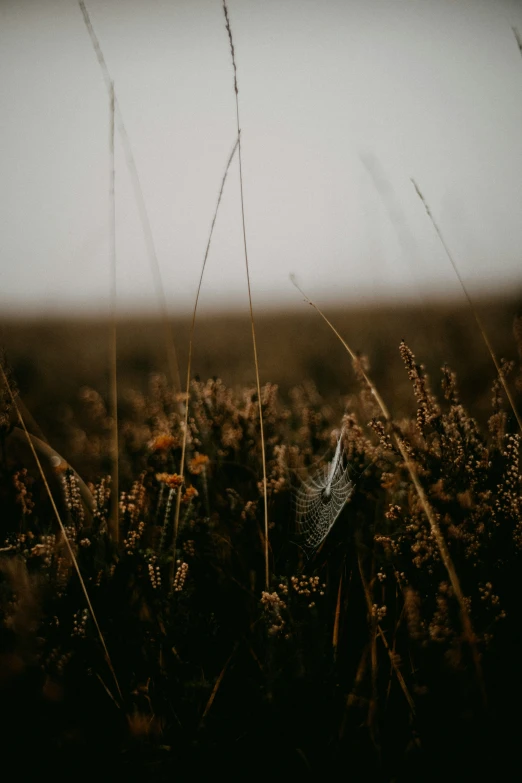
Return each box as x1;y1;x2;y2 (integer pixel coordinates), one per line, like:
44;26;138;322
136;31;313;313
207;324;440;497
222;0;270;590
171;138;239;579
412;178;522;435
78;1;182;396
0;363;122;705
109;80;119;543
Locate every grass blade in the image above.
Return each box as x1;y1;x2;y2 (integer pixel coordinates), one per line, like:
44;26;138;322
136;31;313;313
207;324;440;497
78;1;181;395
222;0;270;589
412;178;522;435
108;80;119;542
171;138;239;578
0;363;123;705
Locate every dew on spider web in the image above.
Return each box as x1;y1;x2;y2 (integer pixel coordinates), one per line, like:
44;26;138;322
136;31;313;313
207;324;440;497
295;428;354;553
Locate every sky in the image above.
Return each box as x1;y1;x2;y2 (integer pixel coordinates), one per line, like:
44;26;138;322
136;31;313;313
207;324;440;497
1;0;522;316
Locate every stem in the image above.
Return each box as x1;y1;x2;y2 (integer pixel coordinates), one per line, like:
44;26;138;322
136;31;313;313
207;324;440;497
171;138;239;579
412;178;522;435
109;81;119;542
222;0;270;589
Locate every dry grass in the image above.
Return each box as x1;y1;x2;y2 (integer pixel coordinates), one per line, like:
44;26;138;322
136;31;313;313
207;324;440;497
1;309;522;778
222;0;270;590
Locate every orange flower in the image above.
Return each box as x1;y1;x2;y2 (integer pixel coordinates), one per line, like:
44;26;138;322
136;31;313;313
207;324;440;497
182;486;198;503
150;434;176;452
188;453;209;475
156;472;184;488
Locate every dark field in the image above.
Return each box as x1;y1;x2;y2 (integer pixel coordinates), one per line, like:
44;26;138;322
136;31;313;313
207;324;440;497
1;295;522;781
2;295;520;470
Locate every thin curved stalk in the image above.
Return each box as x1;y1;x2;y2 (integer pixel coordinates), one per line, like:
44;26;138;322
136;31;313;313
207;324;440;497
0;364;122;705
291;277;486;704
412;178;522;435
108;80;119;542
171;138;239;578
8;426;94;518
222;0;270;589
78;1;181;395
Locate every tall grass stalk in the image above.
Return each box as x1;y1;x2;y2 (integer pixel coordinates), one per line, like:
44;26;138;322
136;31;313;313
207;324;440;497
199;642;238;727
0;363;122;704
78;1;181;395
291;276;486;703
412;178;522;435
8;427;94;517
109;81;119;542
332;570;343;661
171;138;239;580
357;549;416;716
222;0;270;589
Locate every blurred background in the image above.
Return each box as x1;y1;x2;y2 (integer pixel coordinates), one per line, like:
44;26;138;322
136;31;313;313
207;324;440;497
2;0;522;313
1;0;522;464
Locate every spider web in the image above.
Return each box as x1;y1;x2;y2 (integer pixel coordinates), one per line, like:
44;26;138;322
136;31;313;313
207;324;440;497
295;430;354;553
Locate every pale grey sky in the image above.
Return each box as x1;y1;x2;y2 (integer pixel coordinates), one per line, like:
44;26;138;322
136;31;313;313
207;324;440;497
1;0;522;315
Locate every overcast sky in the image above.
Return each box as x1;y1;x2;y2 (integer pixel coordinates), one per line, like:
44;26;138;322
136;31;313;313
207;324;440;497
1;0;522;315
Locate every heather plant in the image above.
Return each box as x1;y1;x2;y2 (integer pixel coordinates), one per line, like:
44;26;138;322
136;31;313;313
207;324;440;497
1;331;522;779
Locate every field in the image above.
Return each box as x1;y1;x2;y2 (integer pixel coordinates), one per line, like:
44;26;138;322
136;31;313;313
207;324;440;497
1;296;522;780
2;296;520;473
3;2;522;778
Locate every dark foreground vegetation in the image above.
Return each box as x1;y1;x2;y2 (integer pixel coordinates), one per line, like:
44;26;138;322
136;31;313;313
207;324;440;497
1;298;522;781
